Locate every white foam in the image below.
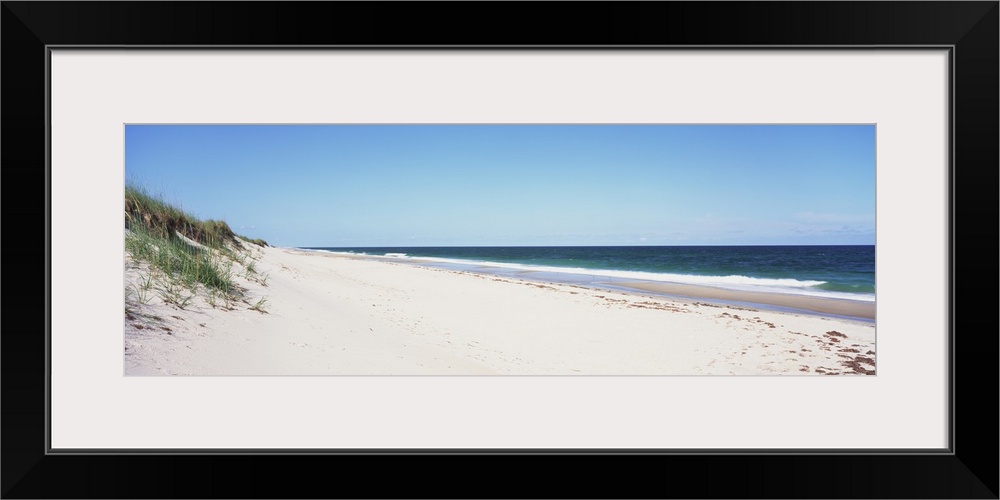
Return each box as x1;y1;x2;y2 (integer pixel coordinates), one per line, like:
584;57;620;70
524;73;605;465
403;255;876;303
297;248;366;256
298;248;337;254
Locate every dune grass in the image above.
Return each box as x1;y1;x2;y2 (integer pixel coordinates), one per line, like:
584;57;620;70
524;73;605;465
125;184;242;250
125;184;266;309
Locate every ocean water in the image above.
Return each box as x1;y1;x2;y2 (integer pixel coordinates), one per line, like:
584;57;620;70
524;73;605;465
302;245;875;303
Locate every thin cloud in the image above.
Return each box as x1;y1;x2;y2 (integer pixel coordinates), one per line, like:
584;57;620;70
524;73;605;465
795;212;873;224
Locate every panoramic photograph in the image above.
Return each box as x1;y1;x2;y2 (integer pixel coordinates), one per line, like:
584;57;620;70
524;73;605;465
123;124;875;376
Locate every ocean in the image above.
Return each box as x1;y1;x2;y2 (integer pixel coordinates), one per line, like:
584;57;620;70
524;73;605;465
302;245;875;304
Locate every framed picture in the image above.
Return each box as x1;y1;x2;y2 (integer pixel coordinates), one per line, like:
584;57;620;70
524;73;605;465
5;2;996;498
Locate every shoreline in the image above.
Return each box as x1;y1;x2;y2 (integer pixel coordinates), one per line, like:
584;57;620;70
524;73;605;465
310;249;875;322
607;281;875;321
125;246;877;376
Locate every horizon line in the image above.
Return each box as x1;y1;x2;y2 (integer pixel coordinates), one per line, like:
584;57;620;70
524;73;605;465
295;243;876;248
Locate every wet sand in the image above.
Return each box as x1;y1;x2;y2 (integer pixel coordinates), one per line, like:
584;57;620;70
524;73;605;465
609;281;875;320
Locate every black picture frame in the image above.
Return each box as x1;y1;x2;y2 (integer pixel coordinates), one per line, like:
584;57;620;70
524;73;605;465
3;2;997;498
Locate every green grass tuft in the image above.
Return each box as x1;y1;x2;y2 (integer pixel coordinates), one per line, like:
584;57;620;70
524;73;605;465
249;296;269;314
125;183;267;306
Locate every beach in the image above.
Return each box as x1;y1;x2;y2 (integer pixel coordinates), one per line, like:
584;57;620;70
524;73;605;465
124;246;876;376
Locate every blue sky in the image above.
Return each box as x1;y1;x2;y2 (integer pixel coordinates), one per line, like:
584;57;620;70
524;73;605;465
125;124;875;247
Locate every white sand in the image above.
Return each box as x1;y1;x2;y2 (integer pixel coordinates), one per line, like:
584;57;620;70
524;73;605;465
124;246;876;375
